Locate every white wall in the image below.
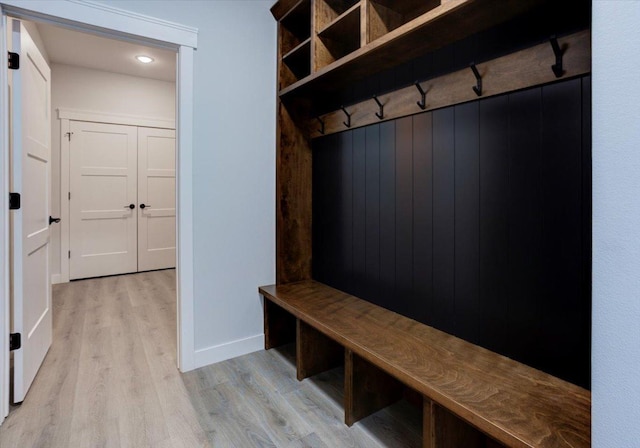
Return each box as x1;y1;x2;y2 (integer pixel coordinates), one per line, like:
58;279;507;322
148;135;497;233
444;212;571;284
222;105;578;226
50;63;175;279
95;1;276;364
592;2;640;447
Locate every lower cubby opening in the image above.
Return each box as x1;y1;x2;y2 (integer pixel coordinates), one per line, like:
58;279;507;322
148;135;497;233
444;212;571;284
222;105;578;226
426;403;505;448
263;300;503;447
264;299;296;349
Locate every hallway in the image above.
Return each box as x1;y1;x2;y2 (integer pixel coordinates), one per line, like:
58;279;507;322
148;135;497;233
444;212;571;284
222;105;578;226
0;270;207;447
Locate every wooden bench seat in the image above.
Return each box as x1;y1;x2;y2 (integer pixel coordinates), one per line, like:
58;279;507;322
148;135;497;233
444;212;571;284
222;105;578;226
259;280;591;448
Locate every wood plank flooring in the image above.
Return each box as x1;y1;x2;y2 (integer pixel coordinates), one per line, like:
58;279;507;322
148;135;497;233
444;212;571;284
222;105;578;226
0;270;421;447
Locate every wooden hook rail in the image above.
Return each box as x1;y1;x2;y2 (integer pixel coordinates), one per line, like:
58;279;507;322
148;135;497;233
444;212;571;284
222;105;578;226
309;30;590;138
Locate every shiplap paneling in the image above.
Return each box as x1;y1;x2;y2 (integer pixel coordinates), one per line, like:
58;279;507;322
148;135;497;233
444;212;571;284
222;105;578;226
312;76;591;389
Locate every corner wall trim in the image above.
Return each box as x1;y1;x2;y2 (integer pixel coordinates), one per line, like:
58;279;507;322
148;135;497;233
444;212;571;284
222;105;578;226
193;334;265;369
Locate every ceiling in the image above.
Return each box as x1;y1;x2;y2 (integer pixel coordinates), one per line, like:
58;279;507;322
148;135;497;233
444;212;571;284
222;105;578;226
36;22;176;82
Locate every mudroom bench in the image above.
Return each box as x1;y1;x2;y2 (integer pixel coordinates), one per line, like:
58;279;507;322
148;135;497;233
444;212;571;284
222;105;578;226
259;281;591;448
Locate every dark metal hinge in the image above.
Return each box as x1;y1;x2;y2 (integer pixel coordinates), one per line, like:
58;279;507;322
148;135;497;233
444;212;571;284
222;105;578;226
10;333;21;351
8;52;19;70
9;192;21;210
68;250;71;259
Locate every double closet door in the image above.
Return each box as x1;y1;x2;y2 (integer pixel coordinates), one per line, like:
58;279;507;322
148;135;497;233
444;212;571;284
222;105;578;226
69;121;176;280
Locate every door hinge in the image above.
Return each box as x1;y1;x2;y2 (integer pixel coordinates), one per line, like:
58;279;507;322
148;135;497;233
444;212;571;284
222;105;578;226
10;333;21;351
9;192;21;210
8;52;19;70
68;250;71;259
68;192;71;200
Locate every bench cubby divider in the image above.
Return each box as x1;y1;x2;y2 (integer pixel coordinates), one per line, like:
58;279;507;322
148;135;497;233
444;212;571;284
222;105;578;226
296;319;343;381
344;349;404;426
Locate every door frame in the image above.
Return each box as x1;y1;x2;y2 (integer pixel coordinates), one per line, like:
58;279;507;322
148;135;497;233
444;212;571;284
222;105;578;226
0;0;198;423
58;109;175;284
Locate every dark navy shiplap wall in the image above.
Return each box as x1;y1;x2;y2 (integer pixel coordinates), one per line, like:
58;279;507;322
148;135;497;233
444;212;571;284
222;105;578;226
312;76;592;389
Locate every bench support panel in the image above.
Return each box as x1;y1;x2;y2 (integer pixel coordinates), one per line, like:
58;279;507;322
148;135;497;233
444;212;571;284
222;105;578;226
264;299;296;349
296;319;343;381
423;399;436;448
423;398;502;448
345;349;403;426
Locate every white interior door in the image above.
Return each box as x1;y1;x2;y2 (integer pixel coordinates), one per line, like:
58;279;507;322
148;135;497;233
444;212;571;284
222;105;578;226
10;20;52;403
69;121;137;280
138;127;176;271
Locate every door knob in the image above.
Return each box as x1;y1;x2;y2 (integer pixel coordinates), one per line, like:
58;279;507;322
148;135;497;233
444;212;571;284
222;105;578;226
125;204;135;209
49;216;61;225
140;204;149;209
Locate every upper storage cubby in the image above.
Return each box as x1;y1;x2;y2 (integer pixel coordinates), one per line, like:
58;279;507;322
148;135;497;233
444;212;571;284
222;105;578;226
367;0;440;42
280;0;312;87
314;1;361;70
316;0;360;26
280;0;312;54
272;0;547;98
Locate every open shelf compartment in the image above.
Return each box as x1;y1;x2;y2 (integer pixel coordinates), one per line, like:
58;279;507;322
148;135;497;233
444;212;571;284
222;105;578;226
282;37;312;82
367;0;441;43
280;0;547;100
280;0;312;55
315;0;360;29
314;3;361;71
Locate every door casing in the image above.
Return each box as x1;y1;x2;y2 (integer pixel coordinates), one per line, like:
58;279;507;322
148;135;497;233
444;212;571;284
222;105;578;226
0;0;198;424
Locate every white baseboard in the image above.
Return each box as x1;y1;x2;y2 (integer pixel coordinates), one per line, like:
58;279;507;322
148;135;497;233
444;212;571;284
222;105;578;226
193;334;264;370
51;274;63;285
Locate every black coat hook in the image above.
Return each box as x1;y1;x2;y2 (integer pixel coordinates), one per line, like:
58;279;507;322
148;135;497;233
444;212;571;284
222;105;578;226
470;63;482;96
415;81;427;110
372;95;384;120
316;117;325;135
549;35;564;78
341;106;351;128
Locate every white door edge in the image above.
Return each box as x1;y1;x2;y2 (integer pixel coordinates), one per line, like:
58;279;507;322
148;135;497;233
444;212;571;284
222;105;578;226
176;45;195;373
59;118;70;283
11;19;53;402
0;6;11;424
0;3;197;425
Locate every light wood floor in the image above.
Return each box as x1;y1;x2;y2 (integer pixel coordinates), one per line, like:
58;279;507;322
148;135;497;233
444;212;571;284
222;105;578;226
0;270;421;448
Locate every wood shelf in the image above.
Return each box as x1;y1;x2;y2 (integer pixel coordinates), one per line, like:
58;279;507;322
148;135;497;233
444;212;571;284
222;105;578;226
315;3;361;70
368;0;440;43
281;0;312;30
280;0;312;55
315;0;360;30
318;3;360;38
280;0;544;100
324;0;359;15
282;38;312;80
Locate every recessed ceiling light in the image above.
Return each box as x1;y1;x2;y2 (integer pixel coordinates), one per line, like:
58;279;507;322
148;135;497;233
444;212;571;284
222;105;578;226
136;55;154;64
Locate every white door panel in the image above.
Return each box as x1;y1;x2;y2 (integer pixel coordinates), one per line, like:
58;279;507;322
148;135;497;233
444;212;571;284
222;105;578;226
138;128;175;271
69;121;137;279
11;20;52;403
